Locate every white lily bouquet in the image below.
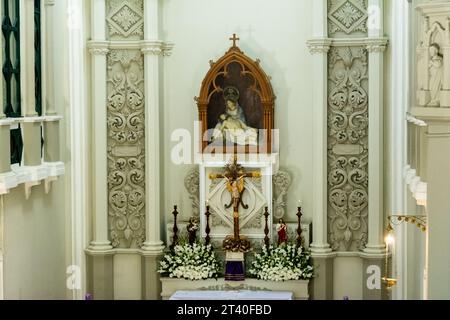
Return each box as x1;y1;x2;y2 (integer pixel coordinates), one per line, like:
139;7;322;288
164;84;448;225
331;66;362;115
158;242;221;280
249;244;314;281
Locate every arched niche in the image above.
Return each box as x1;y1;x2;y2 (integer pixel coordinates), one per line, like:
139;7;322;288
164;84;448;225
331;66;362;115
196;37;276;154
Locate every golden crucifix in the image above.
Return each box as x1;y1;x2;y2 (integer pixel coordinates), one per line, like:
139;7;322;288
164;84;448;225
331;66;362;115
209;155;261;243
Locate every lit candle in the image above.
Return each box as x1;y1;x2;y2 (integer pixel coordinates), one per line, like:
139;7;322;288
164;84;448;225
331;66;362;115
384;232;395;280
206;199;209;207
298;199;303;208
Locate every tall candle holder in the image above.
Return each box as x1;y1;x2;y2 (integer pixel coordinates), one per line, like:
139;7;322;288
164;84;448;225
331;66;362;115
296;205;303;247
170;205;179;250
263;207;270;247
205;205;211;245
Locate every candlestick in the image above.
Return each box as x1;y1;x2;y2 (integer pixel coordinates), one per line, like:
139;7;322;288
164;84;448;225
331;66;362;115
263;207;270;247
205;205;211;245
170;205;179;250
296;206;303;247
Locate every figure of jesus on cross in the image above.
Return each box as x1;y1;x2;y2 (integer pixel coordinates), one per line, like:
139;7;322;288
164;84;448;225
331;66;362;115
209;155;261;252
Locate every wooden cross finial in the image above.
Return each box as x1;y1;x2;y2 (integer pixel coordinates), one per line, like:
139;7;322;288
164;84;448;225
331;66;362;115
229;33;240;47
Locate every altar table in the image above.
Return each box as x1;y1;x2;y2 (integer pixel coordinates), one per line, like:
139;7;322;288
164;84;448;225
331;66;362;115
170;290;294;300
160;278;309;300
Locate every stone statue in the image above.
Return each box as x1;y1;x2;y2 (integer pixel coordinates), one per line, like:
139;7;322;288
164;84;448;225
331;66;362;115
186;217;199;245
428;43;444;107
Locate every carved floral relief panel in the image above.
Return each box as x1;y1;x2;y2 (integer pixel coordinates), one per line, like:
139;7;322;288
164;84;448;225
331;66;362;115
327;46;369;251
107;50;146;248
107;0;144;40
328;0;368;37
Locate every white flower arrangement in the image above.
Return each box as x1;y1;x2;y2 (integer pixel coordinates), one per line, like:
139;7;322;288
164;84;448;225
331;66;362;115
158;242;221;280
249;244;314;281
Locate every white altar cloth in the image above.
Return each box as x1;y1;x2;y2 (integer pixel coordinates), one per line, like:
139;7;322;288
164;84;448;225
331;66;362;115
170;290;293;300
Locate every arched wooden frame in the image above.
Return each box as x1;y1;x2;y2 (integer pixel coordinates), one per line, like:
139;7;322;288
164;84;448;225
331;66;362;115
196;44;275;153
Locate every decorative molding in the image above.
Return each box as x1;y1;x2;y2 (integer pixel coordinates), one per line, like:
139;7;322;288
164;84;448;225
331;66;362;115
328;46;369;252
330;38;388;47
308;38;388;53
184;167;200;218
307;39;332;54
141;41;174;56
0;162;65;196
87;41;110;55
107;0;144;39
404;165;427;207
89;48;110;55
406;113;427;127
364;37;389;54
107;49;146;249
272;170;292;219
328;0;368;35
87;40;174;57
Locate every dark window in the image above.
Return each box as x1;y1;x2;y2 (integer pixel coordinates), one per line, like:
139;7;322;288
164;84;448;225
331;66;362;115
2;0;22;165
34;0;41;116
2;0;21;117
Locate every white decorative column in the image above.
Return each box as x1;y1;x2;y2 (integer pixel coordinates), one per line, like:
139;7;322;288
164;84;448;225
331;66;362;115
141;0;164;255
308;1;332;255
360;0;389;301
307;0;333;300
364;0;388;255
88;0;112;252
140;0;173;301
85;0;114;301
388;0;410;300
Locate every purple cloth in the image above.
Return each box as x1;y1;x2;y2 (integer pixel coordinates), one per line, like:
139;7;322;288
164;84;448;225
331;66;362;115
225;261;245;281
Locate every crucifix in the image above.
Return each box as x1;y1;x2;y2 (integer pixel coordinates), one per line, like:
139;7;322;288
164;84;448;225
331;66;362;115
229;33;240;47
209;155;261;245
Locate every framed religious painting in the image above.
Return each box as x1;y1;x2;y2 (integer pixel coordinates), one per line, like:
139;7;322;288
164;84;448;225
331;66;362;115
196;35;276;154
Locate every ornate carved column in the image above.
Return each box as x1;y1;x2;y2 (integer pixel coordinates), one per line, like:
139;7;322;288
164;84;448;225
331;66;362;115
308;0;388;300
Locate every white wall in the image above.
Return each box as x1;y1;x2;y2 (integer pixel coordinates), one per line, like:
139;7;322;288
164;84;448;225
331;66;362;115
113;254;142;300
333;257;363;300
1;0;70;300
161;0;314;229
2;183;66;299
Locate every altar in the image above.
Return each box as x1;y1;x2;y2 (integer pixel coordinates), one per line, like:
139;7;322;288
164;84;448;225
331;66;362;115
158;35;313;301
161;278;309;300
169;290;293;300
